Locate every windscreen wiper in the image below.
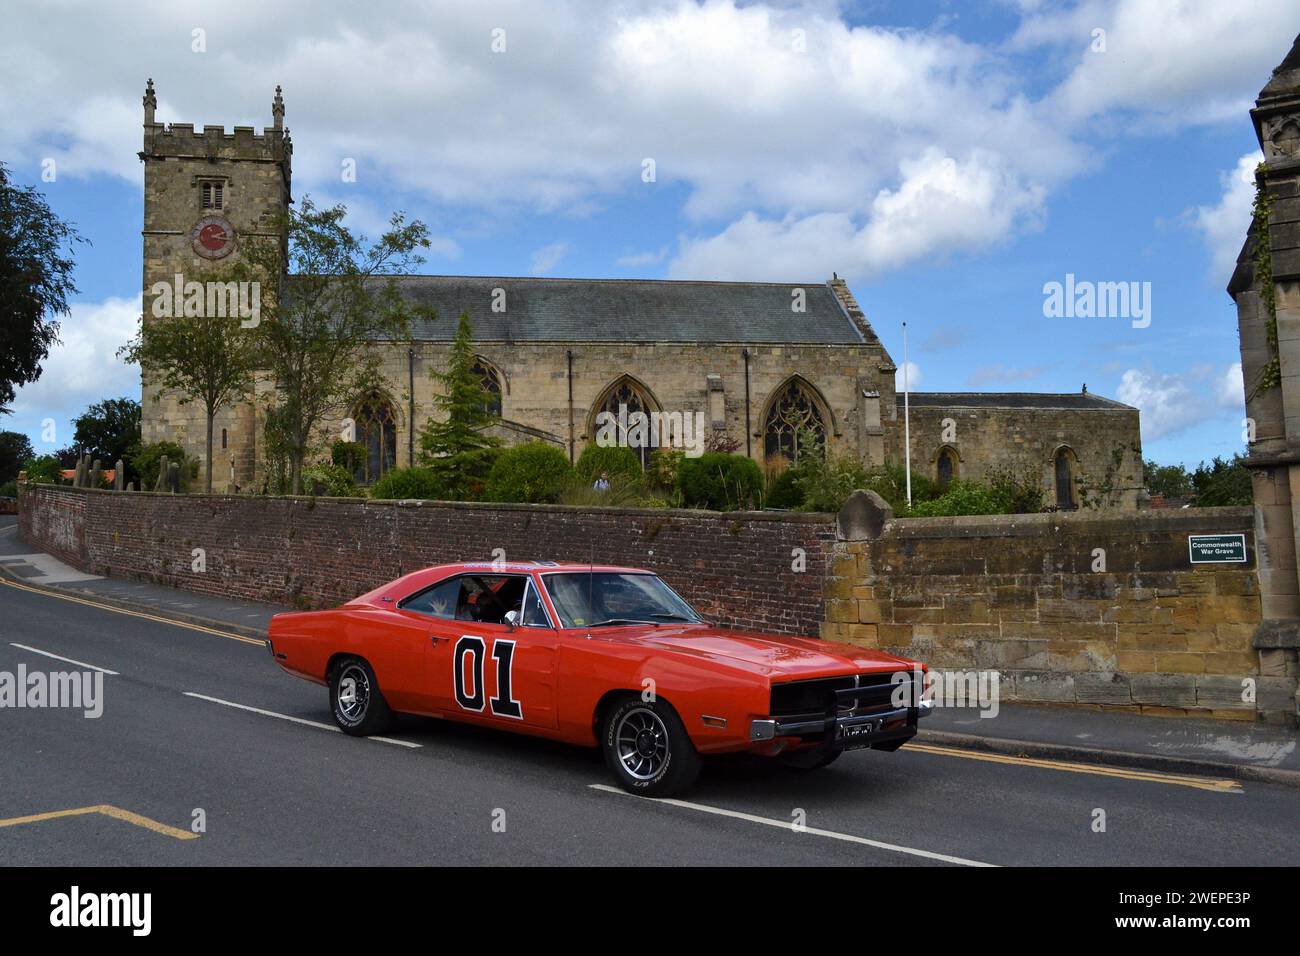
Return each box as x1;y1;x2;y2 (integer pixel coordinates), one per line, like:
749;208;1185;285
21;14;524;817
587;618;659;627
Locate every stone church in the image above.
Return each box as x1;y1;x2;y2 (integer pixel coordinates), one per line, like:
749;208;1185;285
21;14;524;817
138;81;1143;507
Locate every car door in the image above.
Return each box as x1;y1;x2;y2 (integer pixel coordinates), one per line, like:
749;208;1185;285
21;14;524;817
411;573;558;730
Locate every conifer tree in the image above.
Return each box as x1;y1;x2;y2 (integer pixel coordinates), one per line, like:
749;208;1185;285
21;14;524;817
419;310;500;498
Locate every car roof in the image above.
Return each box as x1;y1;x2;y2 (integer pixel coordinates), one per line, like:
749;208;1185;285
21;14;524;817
435;561;652;575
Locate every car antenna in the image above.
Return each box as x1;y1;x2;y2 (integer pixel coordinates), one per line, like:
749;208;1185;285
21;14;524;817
586;537;594;639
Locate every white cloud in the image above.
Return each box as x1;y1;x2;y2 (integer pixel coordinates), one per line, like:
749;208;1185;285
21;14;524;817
667;148;1046;279
1010;0;1294;127
896;361;923;391
1218;362;1244;410
1117;368;1198;440
1187;152;1258;286
0;0;1288;289
529;240;569;276
0;0;1079;279
7;296;141;450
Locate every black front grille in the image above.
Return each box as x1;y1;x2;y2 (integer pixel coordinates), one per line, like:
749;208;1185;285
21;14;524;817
770;671;916;719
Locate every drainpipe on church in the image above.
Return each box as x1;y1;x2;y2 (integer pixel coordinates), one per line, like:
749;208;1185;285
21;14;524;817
566;350;576;464
742;348;752;458
407;347;415;467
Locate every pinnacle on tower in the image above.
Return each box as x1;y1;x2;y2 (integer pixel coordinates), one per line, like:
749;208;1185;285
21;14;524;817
273;85;285;130
143;78;157;125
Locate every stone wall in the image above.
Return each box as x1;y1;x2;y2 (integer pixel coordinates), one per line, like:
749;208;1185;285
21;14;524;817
24;484;1290;721
823;500;1297;722
904;401;1144;510
17;485;835;637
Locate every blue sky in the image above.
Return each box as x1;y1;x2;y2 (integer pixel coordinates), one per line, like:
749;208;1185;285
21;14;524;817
3;0;1292;468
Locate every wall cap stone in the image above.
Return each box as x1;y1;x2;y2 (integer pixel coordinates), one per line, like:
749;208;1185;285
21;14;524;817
16;482;838;525
837;489;893;540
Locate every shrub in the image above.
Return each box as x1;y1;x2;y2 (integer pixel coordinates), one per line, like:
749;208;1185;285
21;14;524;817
575;443;642;485
0;480;16;498
370;466;446;501
331;440;367;474
484;442;573;503
905;480;1004;517
21;455;64;485
646;448;684;491
302;463;360;498
985;463;1045;514
130;441;188;491
677;453;763;511
765;467;804;509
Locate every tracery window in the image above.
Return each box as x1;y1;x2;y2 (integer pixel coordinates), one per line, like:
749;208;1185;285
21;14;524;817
471;358;503;417
353;394;397;484
763;379;826;464
593;377;658;468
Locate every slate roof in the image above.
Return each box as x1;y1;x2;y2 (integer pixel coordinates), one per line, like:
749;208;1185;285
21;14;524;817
899;391;1134;411
346;275;868;344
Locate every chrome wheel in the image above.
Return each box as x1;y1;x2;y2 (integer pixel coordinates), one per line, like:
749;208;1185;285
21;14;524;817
336;664;371;723
615;707;669;780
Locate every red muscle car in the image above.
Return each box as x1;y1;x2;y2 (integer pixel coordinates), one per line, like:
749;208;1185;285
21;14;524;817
268;562;931;796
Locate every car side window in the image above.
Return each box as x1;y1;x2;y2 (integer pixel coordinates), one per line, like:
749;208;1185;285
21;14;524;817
520;581;550;627
401;578;461;620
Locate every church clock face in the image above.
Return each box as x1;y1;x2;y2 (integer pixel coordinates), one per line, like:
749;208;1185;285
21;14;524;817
190;215;236;259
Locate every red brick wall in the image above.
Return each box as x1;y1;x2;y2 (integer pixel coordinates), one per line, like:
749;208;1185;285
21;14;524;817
17;485;835;636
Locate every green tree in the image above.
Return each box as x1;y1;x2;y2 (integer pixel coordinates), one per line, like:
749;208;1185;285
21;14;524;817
1143;459;1193;499
1191;454;1253;506
0;162;84;413
71;397;141;469
243;197;431;494
22;454;64;484
0;430;34;482
119;272;256;492
419;310;501;499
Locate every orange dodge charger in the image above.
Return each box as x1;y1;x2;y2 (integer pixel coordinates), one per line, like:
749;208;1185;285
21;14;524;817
269;561;932;796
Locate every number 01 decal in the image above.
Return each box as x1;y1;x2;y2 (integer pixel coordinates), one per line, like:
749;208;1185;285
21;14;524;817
453;636;523;720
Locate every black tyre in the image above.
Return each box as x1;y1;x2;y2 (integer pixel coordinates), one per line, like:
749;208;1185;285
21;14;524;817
777;744;842;771
601;696;701;797
329;657;393;736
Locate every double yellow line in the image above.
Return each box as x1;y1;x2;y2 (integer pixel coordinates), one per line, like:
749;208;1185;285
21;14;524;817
908;742;1242;793
0;574;265;647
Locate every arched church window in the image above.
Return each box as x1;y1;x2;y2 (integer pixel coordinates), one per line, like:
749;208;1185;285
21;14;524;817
471;358;503;417
937;446;958;489
353;394;398;485
763;379;826;464
594;377;658;468
1054;447;1077;511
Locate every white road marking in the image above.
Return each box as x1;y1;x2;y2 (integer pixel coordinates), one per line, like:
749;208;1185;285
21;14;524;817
588;783;997;867
9;642;119;675
182;692;422;749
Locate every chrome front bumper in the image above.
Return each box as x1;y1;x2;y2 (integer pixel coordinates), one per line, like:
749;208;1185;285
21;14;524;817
751;699;932;743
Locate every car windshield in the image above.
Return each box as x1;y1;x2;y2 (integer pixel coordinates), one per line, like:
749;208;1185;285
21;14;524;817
542;572;702;628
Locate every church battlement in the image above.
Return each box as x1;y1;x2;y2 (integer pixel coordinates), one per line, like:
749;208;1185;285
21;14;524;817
140;80;291;163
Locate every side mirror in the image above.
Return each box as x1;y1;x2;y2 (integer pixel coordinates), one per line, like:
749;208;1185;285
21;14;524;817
503;609;520;629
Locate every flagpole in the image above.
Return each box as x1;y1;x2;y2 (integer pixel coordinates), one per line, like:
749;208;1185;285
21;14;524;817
903;322;911;508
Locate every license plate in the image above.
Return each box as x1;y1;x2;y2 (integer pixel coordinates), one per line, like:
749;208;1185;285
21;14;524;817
838;720;879;750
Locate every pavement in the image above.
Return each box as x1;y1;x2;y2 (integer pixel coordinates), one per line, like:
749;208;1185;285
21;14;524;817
2;514;1298;865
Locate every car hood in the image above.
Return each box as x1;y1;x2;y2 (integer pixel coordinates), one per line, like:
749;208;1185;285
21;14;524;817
616;624;917;679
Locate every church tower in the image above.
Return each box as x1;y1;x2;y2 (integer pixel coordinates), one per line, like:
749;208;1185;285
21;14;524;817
138;79;291;491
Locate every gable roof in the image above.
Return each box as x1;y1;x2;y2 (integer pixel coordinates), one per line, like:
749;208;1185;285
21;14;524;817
357;275;871;345
899;391;1134;411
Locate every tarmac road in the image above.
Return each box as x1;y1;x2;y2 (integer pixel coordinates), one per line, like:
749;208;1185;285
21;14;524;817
2;571;1297;867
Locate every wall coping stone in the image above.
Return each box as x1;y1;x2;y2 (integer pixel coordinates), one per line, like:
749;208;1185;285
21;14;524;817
17;482;837;525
